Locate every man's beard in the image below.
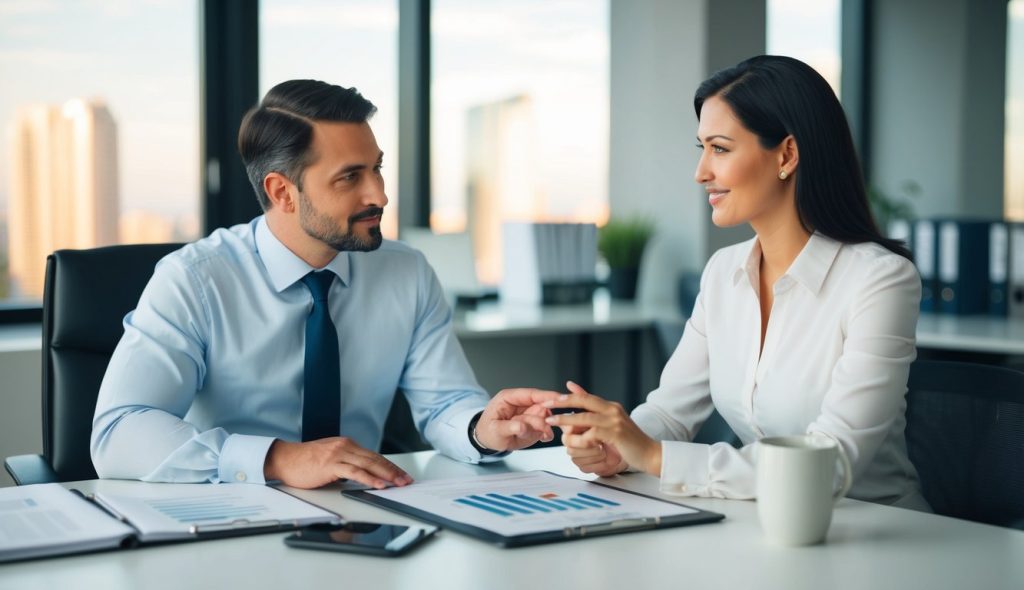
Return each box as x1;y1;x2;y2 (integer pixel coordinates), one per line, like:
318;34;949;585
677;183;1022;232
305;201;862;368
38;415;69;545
298;190;383;252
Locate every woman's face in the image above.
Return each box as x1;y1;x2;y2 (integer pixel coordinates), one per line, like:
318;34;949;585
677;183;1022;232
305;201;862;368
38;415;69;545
694;94;792;230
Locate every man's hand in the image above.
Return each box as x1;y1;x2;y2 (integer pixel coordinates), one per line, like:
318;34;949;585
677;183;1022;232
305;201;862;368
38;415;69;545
474;388;565;452
263;437;413;490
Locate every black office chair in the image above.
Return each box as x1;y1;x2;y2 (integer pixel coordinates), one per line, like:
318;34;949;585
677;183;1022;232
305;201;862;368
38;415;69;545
905;359;1024;529
4;243;184;485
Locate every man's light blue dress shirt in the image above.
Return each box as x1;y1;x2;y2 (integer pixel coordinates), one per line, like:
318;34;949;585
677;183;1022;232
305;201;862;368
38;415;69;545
91;216;492;484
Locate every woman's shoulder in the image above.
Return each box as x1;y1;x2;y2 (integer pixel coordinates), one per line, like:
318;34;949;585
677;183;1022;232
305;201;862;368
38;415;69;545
839;240;915;271
834;240;919;293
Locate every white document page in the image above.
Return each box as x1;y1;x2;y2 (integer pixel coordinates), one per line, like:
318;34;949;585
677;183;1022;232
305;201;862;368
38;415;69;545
365;471;696;537
93;484;339;542
0;483;134;563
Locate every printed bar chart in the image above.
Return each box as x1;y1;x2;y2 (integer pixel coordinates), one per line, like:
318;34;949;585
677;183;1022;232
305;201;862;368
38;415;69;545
454;491;621;517
144;498;268;523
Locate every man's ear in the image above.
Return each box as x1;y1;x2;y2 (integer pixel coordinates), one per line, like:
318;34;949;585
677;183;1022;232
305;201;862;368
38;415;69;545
264;172;297;213
777;135;799;176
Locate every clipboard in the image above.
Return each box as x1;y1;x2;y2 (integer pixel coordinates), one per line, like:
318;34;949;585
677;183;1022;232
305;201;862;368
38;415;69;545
343;470;723;547
83;483;343;545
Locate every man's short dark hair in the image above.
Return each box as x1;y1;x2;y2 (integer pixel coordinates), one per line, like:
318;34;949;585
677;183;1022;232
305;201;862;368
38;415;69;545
238;80;377;211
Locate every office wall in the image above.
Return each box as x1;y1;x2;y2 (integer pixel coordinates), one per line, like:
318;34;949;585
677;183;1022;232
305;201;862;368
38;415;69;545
609;0;762;306
870;0;1007;218
0;349;42;487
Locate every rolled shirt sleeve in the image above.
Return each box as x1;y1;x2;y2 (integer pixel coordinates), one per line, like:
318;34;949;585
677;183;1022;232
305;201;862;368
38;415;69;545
91;256;276;484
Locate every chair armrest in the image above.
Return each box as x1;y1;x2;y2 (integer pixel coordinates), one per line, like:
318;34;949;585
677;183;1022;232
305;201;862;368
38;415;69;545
4;454;59;485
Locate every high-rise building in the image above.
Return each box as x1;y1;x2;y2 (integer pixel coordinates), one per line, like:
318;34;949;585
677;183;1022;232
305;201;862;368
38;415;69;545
119;210;175;245
7;99;119;297
465;94;545;285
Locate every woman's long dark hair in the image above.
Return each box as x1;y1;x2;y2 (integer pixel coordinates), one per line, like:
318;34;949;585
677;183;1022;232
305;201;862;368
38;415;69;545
694;55;911;260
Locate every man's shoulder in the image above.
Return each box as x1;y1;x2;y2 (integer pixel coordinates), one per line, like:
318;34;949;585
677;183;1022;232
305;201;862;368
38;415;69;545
162;222;257;274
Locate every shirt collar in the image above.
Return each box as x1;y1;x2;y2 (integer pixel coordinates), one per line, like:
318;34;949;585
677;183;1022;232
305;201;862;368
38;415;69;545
732;238;762;291
254;216;351;293
731;232;842;296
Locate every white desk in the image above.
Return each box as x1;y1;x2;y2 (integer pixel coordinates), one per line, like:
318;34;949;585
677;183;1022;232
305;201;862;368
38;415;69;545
2;305;1020;353
2;447;1020;590
452;293;681;340
916;313;1024;355
452;299;1024;357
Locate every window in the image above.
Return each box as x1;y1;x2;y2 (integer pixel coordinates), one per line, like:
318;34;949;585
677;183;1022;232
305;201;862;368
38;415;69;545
0;0;200;304
430;0;609;285
1007;0;1024;220
260;0;400;240
766;0;842;95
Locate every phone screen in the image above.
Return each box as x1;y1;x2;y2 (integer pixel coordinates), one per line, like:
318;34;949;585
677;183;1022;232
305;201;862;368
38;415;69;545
285;522;436;555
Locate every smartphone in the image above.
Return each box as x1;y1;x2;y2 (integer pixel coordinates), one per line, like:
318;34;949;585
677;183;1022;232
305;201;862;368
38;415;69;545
283;522;438;557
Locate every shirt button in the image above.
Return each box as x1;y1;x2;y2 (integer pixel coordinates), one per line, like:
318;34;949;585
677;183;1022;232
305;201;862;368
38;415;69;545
235;471;247;482
679;484;688;493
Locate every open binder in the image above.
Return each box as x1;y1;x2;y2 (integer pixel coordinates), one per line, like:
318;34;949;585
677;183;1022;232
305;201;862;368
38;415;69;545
344;471;723;547
0;482;340;563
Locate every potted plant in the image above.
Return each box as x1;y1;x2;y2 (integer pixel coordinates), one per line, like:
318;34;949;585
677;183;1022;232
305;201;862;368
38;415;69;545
868;180;920;234
598;218;655;299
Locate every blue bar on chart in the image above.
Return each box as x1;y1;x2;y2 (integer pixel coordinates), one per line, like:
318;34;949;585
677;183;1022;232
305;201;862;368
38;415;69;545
452;491;621;517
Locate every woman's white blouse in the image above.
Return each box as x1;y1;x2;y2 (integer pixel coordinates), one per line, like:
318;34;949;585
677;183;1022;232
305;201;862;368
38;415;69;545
631;233;927;508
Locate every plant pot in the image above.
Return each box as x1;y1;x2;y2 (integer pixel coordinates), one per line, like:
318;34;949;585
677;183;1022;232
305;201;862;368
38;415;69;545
607;267;639;300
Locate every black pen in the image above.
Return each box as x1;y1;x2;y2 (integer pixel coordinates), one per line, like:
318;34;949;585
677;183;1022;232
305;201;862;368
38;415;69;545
549;407;583;416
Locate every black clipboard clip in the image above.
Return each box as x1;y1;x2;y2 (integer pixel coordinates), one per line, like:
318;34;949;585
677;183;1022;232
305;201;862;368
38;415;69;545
189;519;285;535
568;517;661;538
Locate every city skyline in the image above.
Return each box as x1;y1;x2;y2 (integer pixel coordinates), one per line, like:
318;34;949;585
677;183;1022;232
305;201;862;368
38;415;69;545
466;94;546;286
1;96;197;300
7;99;119;297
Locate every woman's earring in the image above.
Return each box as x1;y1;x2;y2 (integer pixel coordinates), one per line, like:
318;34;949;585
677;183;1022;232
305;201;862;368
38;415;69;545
779;170;788;180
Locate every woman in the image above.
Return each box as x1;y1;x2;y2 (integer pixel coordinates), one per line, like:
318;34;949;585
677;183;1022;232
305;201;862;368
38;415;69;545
545;55;928;510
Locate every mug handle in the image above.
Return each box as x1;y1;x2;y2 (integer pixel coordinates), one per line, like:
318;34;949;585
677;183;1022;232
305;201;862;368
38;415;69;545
833;443;853;502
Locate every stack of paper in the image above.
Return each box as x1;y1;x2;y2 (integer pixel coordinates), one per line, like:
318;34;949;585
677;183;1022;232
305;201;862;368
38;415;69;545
0;484;134;563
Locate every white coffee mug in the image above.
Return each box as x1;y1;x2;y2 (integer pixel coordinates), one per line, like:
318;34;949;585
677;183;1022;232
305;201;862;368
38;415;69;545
756;433;853;546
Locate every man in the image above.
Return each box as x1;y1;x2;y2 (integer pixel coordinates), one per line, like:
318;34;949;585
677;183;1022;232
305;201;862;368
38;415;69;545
91;80;559;490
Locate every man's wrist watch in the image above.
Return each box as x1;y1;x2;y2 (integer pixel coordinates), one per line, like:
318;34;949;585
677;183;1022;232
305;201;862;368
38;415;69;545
468;411;504;456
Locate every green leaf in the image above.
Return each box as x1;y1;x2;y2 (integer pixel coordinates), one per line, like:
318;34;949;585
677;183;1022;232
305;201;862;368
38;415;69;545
598;217;656;269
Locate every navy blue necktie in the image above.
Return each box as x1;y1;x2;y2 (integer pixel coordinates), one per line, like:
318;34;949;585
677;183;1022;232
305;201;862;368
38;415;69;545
300;271;340;442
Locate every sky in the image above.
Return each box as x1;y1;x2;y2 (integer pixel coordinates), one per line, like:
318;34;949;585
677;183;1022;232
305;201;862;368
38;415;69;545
766;0;841;93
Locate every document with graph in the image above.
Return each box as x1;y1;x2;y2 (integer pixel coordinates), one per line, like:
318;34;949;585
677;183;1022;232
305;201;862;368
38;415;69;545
91;483;340;542
344;471;723;547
